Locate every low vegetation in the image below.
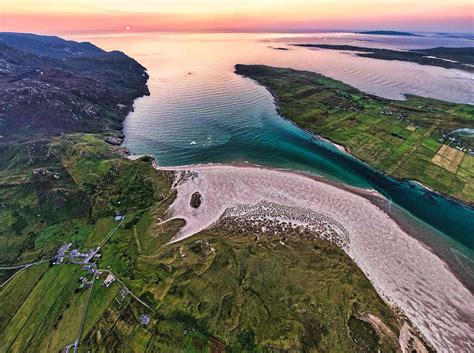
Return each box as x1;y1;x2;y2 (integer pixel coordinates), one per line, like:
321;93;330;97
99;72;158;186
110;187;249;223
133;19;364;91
0;134;173;266
0;134;429;352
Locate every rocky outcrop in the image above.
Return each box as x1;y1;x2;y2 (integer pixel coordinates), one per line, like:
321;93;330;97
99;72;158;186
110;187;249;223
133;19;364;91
104;136;124;146
190;191;202;208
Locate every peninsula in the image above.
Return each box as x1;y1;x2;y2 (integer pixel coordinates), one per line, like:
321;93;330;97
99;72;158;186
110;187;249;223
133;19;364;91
294;44;474;73
356;30;420;36
235;64;474;205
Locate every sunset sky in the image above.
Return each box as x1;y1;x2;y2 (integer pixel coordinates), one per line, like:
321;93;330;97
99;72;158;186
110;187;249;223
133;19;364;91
1;0;473;34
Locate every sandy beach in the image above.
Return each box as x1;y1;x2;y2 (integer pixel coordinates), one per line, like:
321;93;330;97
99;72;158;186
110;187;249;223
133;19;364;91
158;163;474;352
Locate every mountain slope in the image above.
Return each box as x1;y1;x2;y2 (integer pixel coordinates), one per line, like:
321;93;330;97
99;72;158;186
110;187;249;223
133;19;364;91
0;32;104;58
0;32;149;142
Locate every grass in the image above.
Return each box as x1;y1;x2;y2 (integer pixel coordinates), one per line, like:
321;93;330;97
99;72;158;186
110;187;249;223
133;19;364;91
235;64;474;204
35;220;92;249
81;280;121;342
0;133;174;266
0;131;427;352
135;231;402;352
0;264;83;352
78;219;404;352
0;263;49;333
0;227;410;352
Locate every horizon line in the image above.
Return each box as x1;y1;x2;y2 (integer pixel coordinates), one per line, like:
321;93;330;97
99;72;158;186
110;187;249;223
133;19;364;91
2;28;473;36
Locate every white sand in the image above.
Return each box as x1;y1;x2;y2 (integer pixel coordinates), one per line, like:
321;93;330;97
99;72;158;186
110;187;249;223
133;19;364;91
159;164;473;352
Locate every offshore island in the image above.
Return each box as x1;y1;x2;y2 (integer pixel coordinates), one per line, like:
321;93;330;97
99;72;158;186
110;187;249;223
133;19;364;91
0;33;473;353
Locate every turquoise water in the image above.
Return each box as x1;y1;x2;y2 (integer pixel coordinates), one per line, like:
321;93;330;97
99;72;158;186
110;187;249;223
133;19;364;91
127;89;474;251
79;32;474;283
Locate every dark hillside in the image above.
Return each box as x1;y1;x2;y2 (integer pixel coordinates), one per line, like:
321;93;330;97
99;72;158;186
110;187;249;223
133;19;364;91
0;32;104;58
0;33;149;143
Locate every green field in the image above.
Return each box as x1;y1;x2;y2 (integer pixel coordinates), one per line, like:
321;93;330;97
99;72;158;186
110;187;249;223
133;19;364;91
0;133;174;266
0;134;429;351
1;225;414;352
235;65;474;204
0;264;88;352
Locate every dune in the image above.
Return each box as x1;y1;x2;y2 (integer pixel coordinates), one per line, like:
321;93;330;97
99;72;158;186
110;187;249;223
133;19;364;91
157;164;474;352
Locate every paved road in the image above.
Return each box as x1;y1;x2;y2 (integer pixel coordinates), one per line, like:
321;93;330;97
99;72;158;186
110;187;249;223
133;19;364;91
72;217;127;352
0;259;53;288
74;263;97;353
0;258;52;270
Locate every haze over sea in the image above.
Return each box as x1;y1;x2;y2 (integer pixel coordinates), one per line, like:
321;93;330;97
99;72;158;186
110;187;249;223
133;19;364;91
74;32;474;285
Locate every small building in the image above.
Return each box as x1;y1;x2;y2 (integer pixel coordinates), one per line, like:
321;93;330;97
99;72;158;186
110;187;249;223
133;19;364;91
115;214;123;221
103;274;115;287
55;242;73;263
140;314;150;326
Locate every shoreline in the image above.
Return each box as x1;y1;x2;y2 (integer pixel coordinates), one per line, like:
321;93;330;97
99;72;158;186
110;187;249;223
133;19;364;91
146;158;474;290
154;161;448;254
236;66;474;208
153;159;380;196
121;94;473;351
154;163;473;352
149;157;474;280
